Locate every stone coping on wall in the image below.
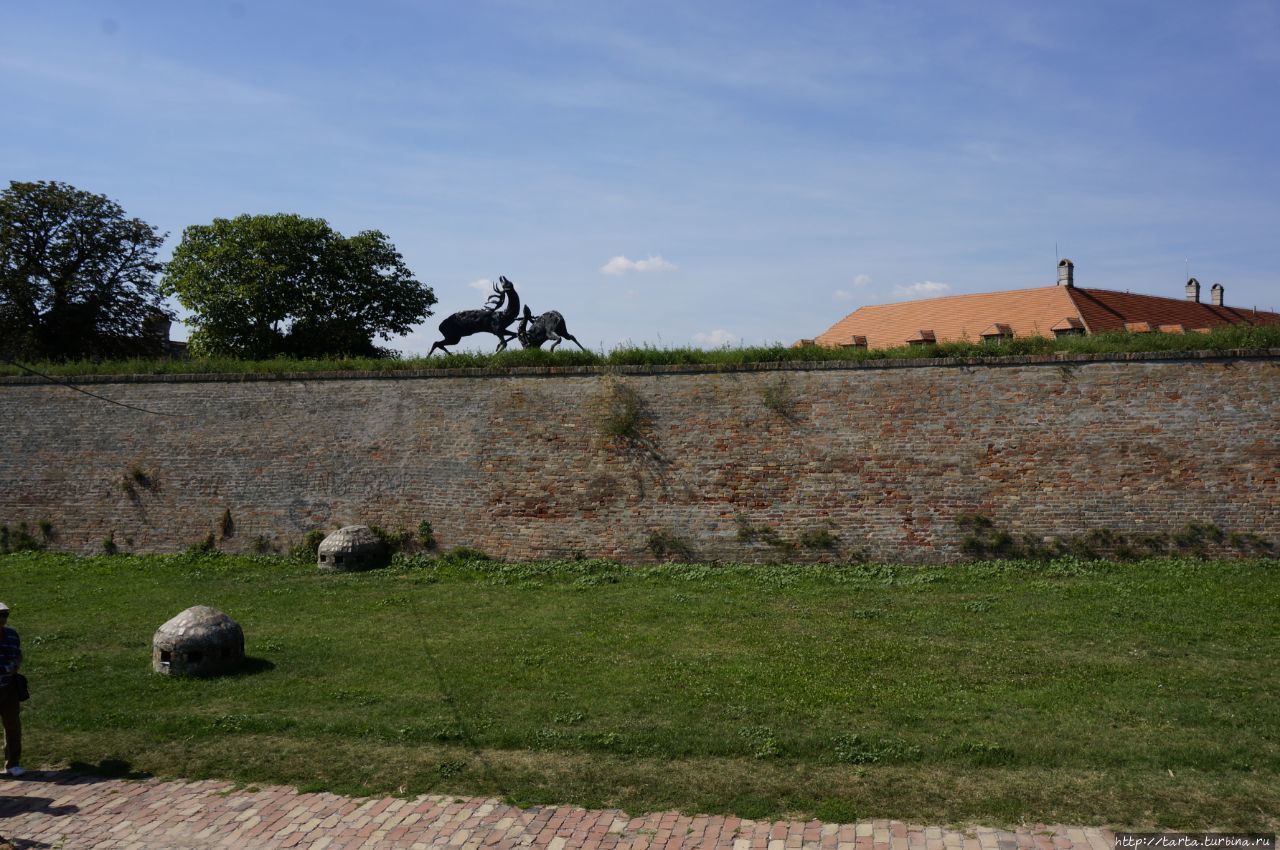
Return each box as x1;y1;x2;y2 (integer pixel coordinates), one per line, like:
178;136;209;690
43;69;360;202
2;347;1278;386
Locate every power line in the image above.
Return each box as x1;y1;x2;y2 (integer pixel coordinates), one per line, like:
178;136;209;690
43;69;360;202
2;358;188;417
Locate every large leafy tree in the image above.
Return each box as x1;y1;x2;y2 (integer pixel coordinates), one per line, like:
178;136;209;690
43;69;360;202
163;213;434;358
0;180;167;361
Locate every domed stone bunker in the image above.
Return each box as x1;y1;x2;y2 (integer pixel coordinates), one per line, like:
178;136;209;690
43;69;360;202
152;605;245;677
317;525;388;571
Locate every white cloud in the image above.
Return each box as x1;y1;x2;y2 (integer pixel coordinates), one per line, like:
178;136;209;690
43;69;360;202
892;281;950;299
853;274;872;287
834;289;854;301
467;278;494;293
692;329;739;347
600;255;678;275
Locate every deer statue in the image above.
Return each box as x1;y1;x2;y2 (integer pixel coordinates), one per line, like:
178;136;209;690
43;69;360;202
428;276;521;355
516;305;587;352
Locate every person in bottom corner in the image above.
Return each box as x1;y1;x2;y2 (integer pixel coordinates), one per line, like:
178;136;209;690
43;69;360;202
0;602;23;777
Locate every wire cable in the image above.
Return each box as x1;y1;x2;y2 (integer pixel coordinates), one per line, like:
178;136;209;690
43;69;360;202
2;358;188;417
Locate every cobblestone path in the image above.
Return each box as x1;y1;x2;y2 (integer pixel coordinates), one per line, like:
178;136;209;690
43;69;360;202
0;770;1113;850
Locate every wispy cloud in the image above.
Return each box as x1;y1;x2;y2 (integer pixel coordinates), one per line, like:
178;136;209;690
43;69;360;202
893;281;950;299
836;273;873;299
600;255;678;275
692;329;738;347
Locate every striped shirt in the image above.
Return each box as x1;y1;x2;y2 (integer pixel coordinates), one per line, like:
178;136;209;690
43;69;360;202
0;627;20;690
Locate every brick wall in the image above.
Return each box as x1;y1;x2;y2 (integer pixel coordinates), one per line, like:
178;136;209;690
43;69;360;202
1;352;1276;562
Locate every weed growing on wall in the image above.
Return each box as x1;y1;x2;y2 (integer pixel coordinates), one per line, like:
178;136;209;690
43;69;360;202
759;376;798;422
797;526;839;550
957;514;1274;560
186;533;217;555
0;523;44;554
645;528;695;562
735;517;795;556
416;520;436;550
590;377;646;441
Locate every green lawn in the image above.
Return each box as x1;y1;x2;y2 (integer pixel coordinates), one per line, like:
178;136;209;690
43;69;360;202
2;552;1277;829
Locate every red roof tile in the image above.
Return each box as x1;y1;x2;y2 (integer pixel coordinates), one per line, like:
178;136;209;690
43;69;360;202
1067;288;1280;333
812;284;1280;350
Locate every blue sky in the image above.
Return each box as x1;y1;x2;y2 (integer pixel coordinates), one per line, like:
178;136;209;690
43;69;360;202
3;1;1277;353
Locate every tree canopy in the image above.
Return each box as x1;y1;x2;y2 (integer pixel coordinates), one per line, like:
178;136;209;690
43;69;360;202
163;214;435;359
0;180;167;361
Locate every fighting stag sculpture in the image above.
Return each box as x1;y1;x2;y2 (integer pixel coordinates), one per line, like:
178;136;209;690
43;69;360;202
516;305;586;352
428;276;521;355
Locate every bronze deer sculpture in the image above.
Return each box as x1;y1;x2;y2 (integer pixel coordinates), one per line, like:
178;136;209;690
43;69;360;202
428;276;521;355
516;305;586;352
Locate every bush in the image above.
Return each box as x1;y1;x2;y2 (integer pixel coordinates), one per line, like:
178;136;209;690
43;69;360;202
290;529;327;561
645;529;695;562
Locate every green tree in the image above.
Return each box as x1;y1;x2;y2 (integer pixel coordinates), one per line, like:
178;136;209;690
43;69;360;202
163;213;435;358
0;180;167;361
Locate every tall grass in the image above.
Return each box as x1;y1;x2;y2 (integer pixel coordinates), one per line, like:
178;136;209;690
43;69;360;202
2;324;1277;378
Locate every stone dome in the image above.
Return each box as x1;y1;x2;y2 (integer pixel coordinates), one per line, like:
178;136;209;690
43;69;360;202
153;605;244;677
317;525;388;571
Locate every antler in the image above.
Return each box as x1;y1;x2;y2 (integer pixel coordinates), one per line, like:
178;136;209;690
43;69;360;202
483;281;504;310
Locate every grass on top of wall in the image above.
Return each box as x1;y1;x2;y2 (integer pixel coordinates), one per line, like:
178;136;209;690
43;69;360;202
2;323;1279;378
2;551;1277;829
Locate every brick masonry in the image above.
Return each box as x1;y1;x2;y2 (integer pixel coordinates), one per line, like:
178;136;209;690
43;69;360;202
0;771;1116;850
1;352;1277;562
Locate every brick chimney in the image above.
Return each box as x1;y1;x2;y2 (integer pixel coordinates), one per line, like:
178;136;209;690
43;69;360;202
1185;277;1200;302
1057;258;1074;287
1211;282;1224;306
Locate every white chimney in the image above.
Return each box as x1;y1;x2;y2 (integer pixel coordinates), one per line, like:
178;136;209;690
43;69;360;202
1211;282;1224;306
1185;277;1200;302
1057;258;1074;287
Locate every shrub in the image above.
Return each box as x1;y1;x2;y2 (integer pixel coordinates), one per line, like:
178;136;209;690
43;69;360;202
369;525;412;553
436;546;490;565
290;529;327;561
591;378;646;440
0;524;44;554
645;529;695;562
186;533;217;555
416;520;436;550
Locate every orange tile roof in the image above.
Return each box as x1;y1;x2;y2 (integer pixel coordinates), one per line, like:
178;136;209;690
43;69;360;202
814;285;1081;349
1067;288;1280;333
812;284;1280;350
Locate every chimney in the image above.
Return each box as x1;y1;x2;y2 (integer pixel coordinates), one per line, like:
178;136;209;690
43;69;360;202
1057;258;1074;287
1210;282;1224;306
1185;277;1200;302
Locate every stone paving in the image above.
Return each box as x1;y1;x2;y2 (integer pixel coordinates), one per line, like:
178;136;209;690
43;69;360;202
0;770;1115;850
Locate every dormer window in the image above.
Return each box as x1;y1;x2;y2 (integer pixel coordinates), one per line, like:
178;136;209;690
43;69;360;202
1158;324;1186;334
1124;321;1153;334
840;335;868;349
1051;317;1086;338
980;323;1013;345
906;330;936;347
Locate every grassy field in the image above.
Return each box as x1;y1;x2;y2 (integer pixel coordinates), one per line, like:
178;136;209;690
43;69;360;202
2;323;1278;378
1;552;1276;829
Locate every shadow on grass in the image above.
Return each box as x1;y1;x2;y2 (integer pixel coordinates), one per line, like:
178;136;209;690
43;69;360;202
227;656;276;678
66;758;152;781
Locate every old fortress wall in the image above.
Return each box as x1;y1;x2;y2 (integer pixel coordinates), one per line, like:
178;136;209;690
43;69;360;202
1;352;1277;563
